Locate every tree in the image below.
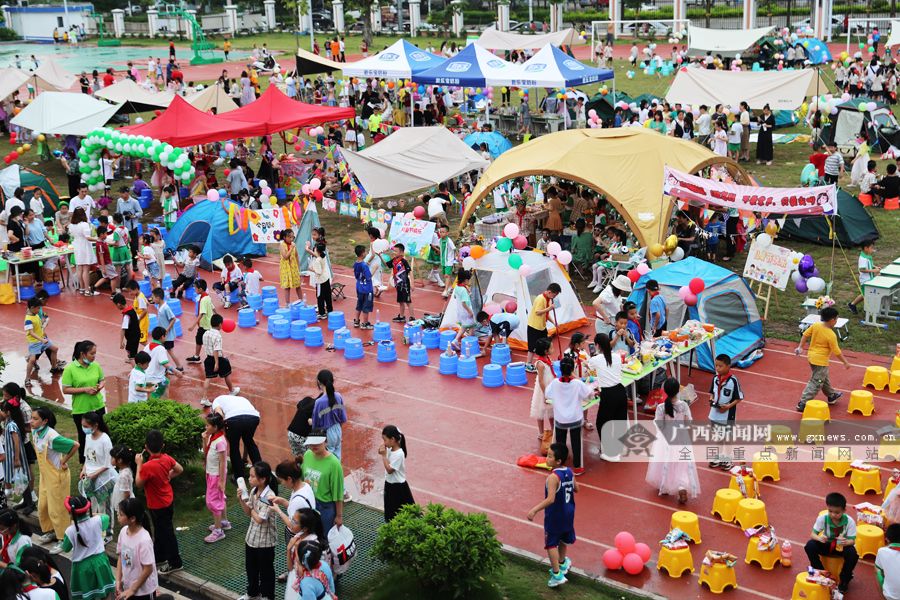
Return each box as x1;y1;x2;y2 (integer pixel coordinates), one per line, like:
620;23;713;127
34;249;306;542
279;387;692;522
347;0;378;46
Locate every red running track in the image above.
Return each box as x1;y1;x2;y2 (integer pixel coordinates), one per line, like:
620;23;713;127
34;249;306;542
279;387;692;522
1;255;896;600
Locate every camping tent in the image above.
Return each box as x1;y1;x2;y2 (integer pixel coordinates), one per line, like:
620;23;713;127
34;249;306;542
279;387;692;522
464;130;513;158
887;20;900;47
184;83;238;114
475;26;580;50
164;199;266;270
463;128;749;246
506;44;613;88
687;25;774;57
295;47;345;76
585;91;633;122
628;257;764;371
342;39;446;79
10;91;122;136
93;78;174;113
819;96;900;152
217;85;355;136
779;189;879;246
412;43;515;87
30;58;76;91
438;249;588;350
665;68;827;111
342;126;488;198
0;165;62;217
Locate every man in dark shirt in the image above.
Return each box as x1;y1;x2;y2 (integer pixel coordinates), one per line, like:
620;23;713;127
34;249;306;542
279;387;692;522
79;72;90;94
873;163;900;206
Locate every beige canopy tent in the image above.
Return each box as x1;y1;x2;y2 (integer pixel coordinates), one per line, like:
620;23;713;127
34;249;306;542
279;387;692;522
185;83;237;114
295;47;345;76
11;92;121;136
94;78;174;111
475;26;581;50
687;25;773;57
665;68;827;111
0;68;29;100
887;21;900;47
342;126;488;198
463;128;748;246
30;58;76;91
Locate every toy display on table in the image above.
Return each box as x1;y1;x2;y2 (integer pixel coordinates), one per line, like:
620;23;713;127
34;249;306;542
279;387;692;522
660;527;693;549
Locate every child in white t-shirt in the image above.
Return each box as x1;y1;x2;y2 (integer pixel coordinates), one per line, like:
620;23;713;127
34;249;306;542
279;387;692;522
712;122;728;157
241;257;262;303
127;351;156;402
203;413;229;543
110;444;134;509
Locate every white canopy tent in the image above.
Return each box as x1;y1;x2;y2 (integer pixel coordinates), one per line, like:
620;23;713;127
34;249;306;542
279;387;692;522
341;39;445;79
886;20;900;47
665;68;827;110
0;68;29;100
687;25;773;57
94;78;174;111
30;58;76;91
185;83;237;113
11;92;122;135
475;26;581;50
342;127;488;198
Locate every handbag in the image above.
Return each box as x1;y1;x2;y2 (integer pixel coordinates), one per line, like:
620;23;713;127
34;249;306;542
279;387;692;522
327;524;357;575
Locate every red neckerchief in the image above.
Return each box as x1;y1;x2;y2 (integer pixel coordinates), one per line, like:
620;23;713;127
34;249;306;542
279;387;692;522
0;532;12;563
224;265;237;282
196;292;208;316
23;584;37;593
121;307;132;316
204;430;225;459
558;376;574;383
535;355;552;367
148;341;162;351
515;209;526;227
247;268;256;274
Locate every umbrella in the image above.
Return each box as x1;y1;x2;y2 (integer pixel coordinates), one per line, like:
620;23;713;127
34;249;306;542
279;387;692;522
463;131;513;158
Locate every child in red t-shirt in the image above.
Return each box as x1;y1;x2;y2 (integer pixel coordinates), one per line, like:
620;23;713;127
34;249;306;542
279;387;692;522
135;429;183;574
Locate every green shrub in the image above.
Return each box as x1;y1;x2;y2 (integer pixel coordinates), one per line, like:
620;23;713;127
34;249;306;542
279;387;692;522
372;503;503;598
0;28;18;41
105;400;204;464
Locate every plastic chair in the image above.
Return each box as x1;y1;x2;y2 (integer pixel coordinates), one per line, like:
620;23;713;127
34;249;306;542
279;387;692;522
43;281;60;296
855;523;885;559
457;356;478;379
482;364;504;388
304;327;324;348
790;572;830;600
890;370;900;394
344;338;364;360
751;452;780;482
237;309;256;328
734;498;768;529
657;546;693;578
847;390;875;416
698;562;737;593
439;329;456;350
333;327;350;350
711;489;742;522
798;419;825;445
802;400;831;421
327;311;346;331
823;447;853;478
863;366;890;390
744;536;782;570
506;362;527;386
290;320;307;340
849;467;882;495
885;197;900;210
408;345;429;367
373;322;392;343
377;341;397;363
670;511;701;544
439;352;458;375
422;329;440;349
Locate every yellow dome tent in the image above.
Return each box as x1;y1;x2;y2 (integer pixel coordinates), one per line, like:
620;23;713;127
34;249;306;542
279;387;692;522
462;128;749;247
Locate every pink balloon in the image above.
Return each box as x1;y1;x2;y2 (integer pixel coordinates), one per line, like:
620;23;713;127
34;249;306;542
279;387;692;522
678;285;691;299
622;552;645;575
301;184;311;194
556;250;572;266
614;531;636;555
505;300;517;313
310;178;322;190
483;301;501;316
261;186;272;196
503;222;520;238
636;262;650;275
602;548;624;570
413;206;426;219
513;235;527;250
224;142;234;153
546;241;561;257
684;292;698;306
308;128;316;136
206;189;219;202
518;264;532;276
634;542;651;563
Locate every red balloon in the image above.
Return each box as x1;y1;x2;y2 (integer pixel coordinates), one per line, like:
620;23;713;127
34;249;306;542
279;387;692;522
3;157;10;165
505;300;517;313
513;235;527;250
634;542;652;563
622;552;645;575
312;189;323;201
221;318;236;333
154;109;162;116
412;206;426;219
615;531;636;554
9;151;18;159
689;277;705;295
627;269;640;283
602;548;624;570
223;169;230;177
294;143;302;151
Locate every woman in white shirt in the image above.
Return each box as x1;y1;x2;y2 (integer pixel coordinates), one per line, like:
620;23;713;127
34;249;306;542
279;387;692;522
380;425;415;522
271;458;317;582
587;333;628;462
544;357;595;476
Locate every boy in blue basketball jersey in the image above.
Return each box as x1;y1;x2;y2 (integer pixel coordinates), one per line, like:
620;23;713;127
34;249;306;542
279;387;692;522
527;443;578;588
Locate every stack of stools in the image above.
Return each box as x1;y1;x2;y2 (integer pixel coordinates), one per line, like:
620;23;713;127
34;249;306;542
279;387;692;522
457;356;477;379
328;311;346;331
246;294;263;310
262;298;279;317
238;308;256;328
173;319;182;337
304;327;324;348
333;328;350;351
261;286;278;302
377;341;397;363
439;330;456;350
506;362;527;386
43;282;60;296
482;364;503;387
148;314;158;332
408;345;429;367
403;322;422;344
373;322;392;342
162;274;173;291
422;329;440;349
439;352;458;375
166;297;182;317
275;308;292;323
290;320;307;340
490;343;511;366
344;338;364;360
290;301;305;321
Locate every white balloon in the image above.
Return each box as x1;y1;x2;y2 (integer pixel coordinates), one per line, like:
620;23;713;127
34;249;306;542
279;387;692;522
159;152;170;163
807;276;826;293
755;232;773;248
259;179;268;189
671;247;685;261
791;270;803;283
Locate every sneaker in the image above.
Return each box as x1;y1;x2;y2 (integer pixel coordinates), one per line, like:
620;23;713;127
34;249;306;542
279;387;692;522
832;589;844;600
204;528;226;543
572;467;586;477
599;453;621;462
353;319;361;328
362;322;374;330
208;520;232;532
827;392;843;405
158;563;183;575
391;315;406;322
48;541;65;555
186;356;201;363
200;398;212;407
719;460;734;470
524;363;537;373
796;402;806;412
223;301;231;309
847;302;859;315
547;570;567;588
558;557;572;576
232;387;241;396
37;532;57;544
708;461;721;469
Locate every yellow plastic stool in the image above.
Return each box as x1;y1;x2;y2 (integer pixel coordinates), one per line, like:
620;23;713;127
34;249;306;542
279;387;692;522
823;447;853;478
896;409;900;428
802;399;831;421
820;554;845;577
711;488;743;522
847;390;875;416
728;473;759;498
768;425;793;453
698;562;738;593
744;536;782;570
863;365;890;390
752;451;780;482
856;523;886;558
886;477;898;499
657;546;694;577
893;355;900;373
799;419;826;444
734;498;769;529
890;370;900;394
671;511;702;544
790;572;831;600
880;437;900;462
849;467;882;495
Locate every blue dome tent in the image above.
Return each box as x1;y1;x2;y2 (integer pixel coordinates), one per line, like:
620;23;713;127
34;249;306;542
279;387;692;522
628;257;764;371
164;199;266;271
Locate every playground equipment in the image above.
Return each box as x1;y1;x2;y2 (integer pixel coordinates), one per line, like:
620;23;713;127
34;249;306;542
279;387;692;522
90;12;121;46
158;3;223;65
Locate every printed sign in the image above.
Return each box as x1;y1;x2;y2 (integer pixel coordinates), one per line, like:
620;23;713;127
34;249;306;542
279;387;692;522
743;240;795;291
387;214;436;260
248;207;286;244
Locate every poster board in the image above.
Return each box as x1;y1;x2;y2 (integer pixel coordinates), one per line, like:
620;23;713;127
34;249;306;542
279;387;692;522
743;241;795;291
387;214;436;260
248;207;287;244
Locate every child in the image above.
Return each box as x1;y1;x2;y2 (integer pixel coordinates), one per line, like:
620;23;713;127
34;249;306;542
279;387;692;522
279;230;302;305
202;412;229;543
624;301;643;344
134;429;183;575
110;213;132;281
449;270;476;353
92;227;120;293
483;309;520;353
526;443;577;589
544;358;593;476
0;509;32;569
708;353;743;470
115;497;158;600
150;229;166;273
24;298;61;380
125;280;150;346
20;545;69;599
848;240;879;314
380;425;414;522
536;228;551;253
525;283;561;372
289;540;336;600
795;306;851;411
237;461;278;600
138;234;160;288
202;314;240;405
187;279;213;363
172;245;200;299
1;397;31;508
309;243;333;320
529;337;555;439
29;407;78;553
436;225;457;298
61;495;116;600
353;245;374;329
611;310;637;354
150;287;183;372
146;326;172;400
127;351;155;403
391;243;413;323
113;293;141;363
704;212;724;261
109;445;134;510
214;254;243;309
161;184;178;229
645;377;701;505
78;411;116;532
242;257;262;308
876;523;900;600
804;492;858;597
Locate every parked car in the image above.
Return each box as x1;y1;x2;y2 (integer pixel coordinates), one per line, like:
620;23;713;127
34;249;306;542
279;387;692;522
509;20;541;33
620;20;672;37
791;17;844;36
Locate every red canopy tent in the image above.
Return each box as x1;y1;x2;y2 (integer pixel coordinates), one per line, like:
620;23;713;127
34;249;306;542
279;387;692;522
121;96;257;147
217;85;356;136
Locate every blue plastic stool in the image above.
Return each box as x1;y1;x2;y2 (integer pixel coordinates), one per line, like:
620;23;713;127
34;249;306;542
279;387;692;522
138;280;151;297
271;318;289;339
43;281;60;296
439;352;458;375
227;287;241;305
290;301;305;321
327;311;346;331
262;297;279;317
422;329;440;349
238;308;256;328
482;364;504;388
162;274;173;290
490;343;511;366
166;297;182;317
247;294;262;310
149;314;158;332
174;318;183;337
344;338;364;360
377;341;397;363
506;362;528;386
184;286;197;302
275;308;292;322
373;322;392;342
457;356;478;379
261;285;278;300
19;285;35;300
298;305;318;324
408;345;429;367
403;322;422;344
290;320;308;340
461;335;479;357
304;327;324;347
552;360;562;377
267;316;280;335
439;329;456;350
333;327;350;350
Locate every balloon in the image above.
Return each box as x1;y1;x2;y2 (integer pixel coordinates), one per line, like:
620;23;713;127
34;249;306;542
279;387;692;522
505;234;525;250
615;532;636;555
504;301;517;313
556;250;572;266
310;178;321;190
470;245;485;259
312;189;323;201
622;553;645;575
588;109;597;118
508;254;523;269
462;256;476;269
807;276;826;293
791;270;803;283
269;197;278;206
867;101;877;112
258;179;268;189
627;269;640;283
412;206;426;219
811;267;820;278
496;237;513;252
483;301;501;316
503;222;520;238
684;292;698;306
795;278;809;293
603;549;624;570
518;264;532;277
670;247;685;261
798;254;816;278
648;243;665;258
636;263;651;276
546;241;561;257
206;189;219;202
224;142;234;153
261;186;272;197
301;184;311;194
858;101;868;112
765;221;778;236
664;234;678;254
689;277;705;295
221;318;236;333
755;232;773;248
294;144;302;151
373;239;390;253
634;542;651;563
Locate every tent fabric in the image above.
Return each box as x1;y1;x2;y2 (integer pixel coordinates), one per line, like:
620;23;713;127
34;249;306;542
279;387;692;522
821;96;900;150
628;257;764;371
779;190;879;246
795;38;832;64
585;91;633;121
295;47;345;76
184;83;238;114
342;127;488;198
507;44;613;88
688;25;774;56
342;39;446;79
217;85;355;136
887;20;900;47
439;249;588;350
121;95;258;147
0;165;62;217
666;68;827;111
0;68;29;101
463;131;513;158
164;199;266;270
31;58;76;91
474;26;580;51
11;92;121;136
94;79;174;112
463;128;748;246
412;43;515;87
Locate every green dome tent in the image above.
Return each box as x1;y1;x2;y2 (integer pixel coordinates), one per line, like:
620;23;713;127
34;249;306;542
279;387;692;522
779;189;879;246
0;164;62;218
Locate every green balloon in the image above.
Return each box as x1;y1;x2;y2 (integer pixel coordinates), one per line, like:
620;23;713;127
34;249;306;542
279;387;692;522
508;254;523;270
496;237;513;252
